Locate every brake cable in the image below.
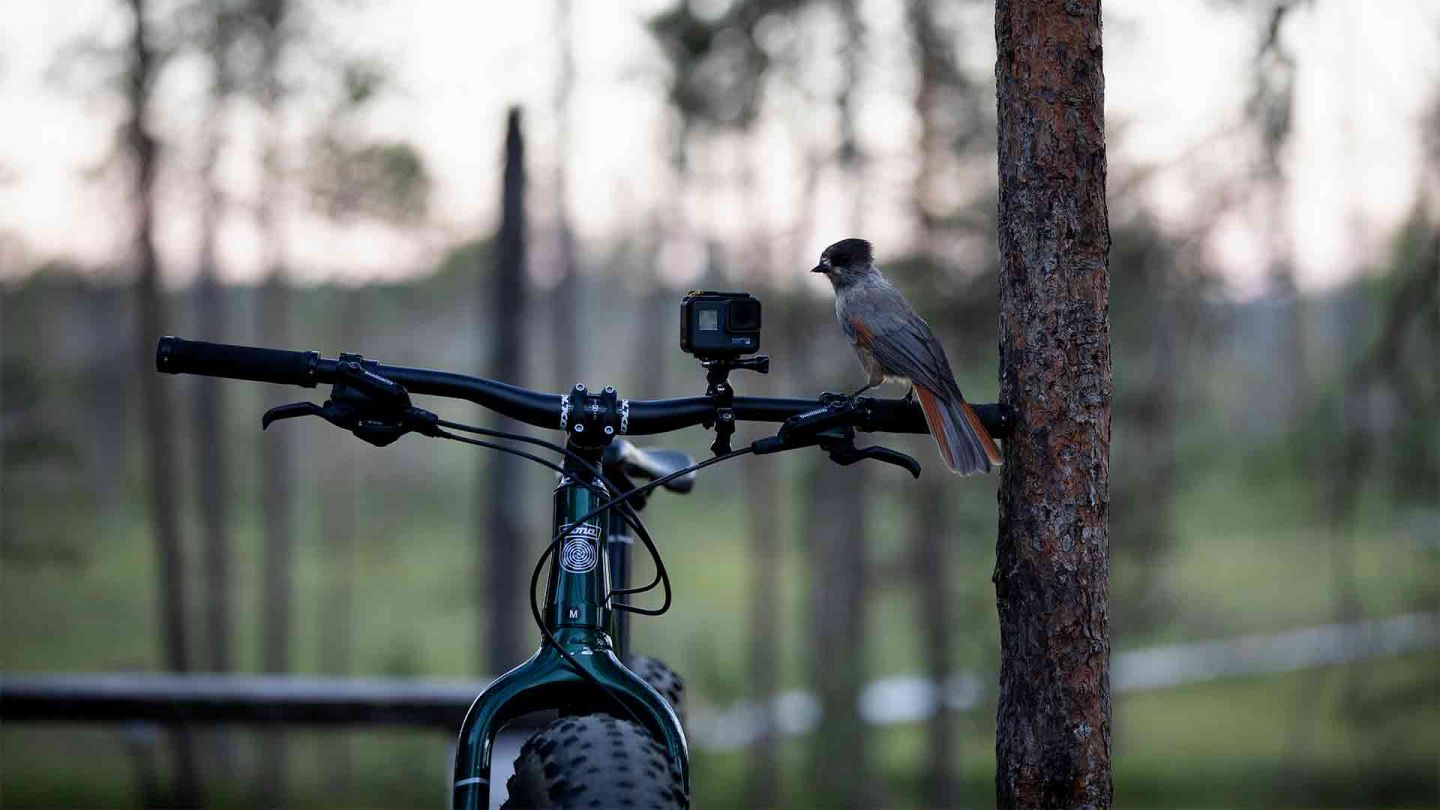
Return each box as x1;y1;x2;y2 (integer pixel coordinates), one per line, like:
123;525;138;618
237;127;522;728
435;419;670;603
267;356;759;728
427;423;755;729
516;447;753;726
428;424;673;729
526;447;754;620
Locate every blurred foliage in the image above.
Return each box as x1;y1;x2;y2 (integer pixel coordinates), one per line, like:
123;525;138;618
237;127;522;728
307;137;430;224
305;61;431;224
648;0;810;133
2;0;1437;807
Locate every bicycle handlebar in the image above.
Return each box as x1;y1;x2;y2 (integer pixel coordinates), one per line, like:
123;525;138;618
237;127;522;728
157;337;323;387
156;336;1012;439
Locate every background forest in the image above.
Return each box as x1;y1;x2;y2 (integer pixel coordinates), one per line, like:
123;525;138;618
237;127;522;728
2;0;1437;808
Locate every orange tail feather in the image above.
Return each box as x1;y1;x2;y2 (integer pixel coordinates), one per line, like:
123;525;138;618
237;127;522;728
915;386;1002;475
915;387;960;472
959;400;1004;466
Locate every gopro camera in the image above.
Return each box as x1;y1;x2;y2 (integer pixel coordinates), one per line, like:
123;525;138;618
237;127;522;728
680;291;762;359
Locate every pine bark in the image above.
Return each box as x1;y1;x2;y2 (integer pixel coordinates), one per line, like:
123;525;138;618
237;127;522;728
483;108;528;672
993;1;1113;807
123;0;199;802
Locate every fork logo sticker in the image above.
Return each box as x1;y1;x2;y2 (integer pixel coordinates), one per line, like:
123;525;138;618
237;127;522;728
560;523;600;573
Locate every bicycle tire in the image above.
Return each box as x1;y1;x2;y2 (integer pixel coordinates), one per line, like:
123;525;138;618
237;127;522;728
500;714;687;810
626;655;686;727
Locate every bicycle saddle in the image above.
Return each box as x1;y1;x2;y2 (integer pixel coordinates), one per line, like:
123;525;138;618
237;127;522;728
604;440;696;494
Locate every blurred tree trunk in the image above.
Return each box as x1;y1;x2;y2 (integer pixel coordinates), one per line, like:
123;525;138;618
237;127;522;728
194;0;236;682
253;0;294;802
192;0;239;781
993;1;1112;808
630;279;672;399
86;286;128;516
482;108;528;672
805;3;871;805
550;0;580;390
804;444;868;810
912;472;954;804
744;447;782;807
741;143;781;809
121;0;200;803
907;0;961;803
1250;2;1307;426
320;287;360;793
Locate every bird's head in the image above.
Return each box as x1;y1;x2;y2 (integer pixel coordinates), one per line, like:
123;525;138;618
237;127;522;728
811;238;876;291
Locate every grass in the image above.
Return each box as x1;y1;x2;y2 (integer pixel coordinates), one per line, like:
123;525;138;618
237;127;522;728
3;436;1437;807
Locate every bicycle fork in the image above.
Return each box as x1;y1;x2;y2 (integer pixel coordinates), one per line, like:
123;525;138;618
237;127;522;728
450;468;689;810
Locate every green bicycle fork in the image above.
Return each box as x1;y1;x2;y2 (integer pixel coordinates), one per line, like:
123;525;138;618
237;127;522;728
451;466;689;809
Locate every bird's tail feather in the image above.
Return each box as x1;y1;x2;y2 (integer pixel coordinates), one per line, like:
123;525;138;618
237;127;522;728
915;386;1003;475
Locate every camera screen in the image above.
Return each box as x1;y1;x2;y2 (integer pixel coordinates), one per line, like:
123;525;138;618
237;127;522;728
698;307;720;331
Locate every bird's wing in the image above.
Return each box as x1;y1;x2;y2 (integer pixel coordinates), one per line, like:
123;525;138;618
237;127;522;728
844;283;963;400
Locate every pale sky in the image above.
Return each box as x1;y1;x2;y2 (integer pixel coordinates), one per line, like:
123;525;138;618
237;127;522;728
0;0;1436;295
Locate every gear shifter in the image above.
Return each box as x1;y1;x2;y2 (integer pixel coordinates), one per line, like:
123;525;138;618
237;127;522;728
260;354;438;447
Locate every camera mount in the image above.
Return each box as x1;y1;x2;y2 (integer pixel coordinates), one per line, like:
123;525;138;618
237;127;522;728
699;354;769;456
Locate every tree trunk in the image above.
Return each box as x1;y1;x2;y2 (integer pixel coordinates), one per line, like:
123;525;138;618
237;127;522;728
993;1;1113;807
320;287;360;793
804;455;868;810
1251;3;1307;427
907;1;968;802
194;0;235;681
86;286;129;515
741;151;782;807
191;4;238;780
122;0;200;803
911;472;954;806
254;0;293;801
805;5;872;804
483;108;528;672
550;0;580;391
744;449;781;807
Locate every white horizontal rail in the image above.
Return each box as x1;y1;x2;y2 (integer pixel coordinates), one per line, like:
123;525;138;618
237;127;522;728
688;612;1440;751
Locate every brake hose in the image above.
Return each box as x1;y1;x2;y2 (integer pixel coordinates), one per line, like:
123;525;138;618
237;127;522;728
426;421;754;730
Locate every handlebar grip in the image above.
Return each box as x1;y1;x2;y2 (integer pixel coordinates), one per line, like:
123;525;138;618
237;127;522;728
156;337;321;388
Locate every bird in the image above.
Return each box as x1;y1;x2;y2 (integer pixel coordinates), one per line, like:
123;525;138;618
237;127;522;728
812;238;1002;475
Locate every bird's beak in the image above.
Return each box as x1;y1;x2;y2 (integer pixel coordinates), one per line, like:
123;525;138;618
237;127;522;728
811;264;827;274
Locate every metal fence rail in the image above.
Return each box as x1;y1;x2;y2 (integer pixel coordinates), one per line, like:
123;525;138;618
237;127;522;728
0;673;483;728
4;613;1436;750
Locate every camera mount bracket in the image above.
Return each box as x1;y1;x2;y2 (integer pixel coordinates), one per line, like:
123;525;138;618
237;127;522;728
699;354;769;456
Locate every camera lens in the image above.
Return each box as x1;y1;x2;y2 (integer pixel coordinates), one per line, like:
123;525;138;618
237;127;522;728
728;300;760;330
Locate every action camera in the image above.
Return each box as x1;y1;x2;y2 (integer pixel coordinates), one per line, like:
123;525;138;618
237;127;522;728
679;291;762;359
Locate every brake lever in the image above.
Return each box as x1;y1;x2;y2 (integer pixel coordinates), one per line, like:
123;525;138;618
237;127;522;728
262;401;329;430
827;442;922;478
